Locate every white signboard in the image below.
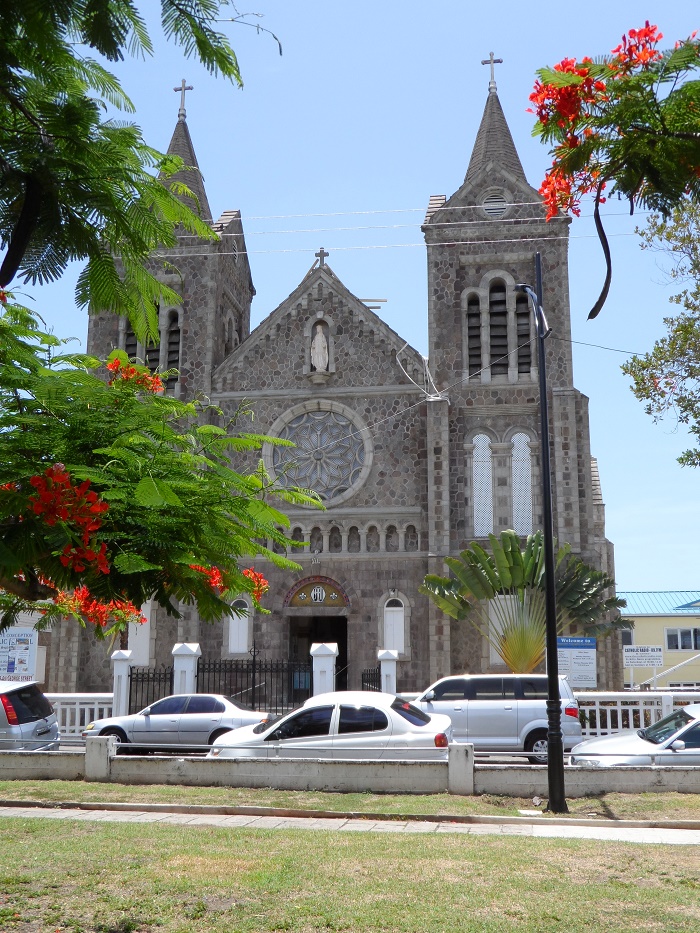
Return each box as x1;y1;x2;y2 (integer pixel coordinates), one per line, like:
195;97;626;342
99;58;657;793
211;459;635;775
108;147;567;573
623;645;664;669
0;627;38;682
557;636;597;689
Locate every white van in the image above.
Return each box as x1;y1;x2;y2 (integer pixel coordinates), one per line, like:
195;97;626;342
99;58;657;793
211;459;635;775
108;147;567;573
415;673;581;763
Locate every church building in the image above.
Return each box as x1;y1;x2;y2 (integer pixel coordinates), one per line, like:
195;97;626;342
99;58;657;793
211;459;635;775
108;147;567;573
46;72;621;693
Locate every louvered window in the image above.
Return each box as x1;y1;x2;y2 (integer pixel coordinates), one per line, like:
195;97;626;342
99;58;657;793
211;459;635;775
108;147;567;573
166;311;181;388
124;328;137;359
466;295;482;377
489;283;508;375
472;434;494;536
145;342;159;374
515;294;532;373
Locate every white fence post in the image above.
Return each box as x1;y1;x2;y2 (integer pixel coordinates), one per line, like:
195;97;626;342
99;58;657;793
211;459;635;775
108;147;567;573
172;643;201;694
377;648;399;694
310;642;338;695
110;649;133;717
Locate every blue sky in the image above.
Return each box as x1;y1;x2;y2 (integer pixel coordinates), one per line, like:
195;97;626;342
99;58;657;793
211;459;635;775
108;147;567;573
27;3;699;592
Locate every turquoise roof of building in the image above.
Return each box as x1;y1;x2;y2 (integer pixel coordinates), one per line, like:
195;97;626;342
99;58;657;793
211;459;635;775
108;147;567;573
618;591;700;616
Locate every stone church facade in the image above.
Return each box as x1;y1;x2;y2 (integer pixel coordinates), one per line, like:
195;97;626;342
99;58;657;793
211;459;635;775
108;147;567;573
45;78;621;693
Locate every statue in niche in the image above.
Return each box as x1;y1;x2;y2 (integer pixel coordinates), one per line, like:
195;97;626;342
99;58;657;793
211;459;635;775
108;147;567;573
310;322;329;372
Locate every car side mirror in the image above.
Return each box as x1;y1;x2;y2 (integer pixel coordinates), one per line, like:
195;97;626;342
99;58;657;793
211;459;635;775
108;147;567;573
671;739;686;751
424;690;435;702
142;709;151;717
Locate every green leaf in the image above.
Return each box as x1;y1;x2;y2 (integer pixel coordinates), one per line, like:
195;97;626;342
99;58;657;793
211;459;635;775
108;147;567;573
112;553;161;574
134;476;184;508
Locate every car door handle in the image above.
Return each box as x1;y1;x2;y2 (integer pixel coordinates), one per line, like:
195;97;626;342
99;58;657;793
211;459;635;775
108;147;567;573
504;705;513;710
453;705;463;710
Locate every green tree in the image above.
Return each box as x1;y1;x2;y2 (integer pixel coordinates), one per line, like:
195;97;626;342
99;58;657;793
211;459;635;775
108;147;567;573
623;199;700;466
0;301;319;639
530;22;700;319
420;531;627;673
0;1;261;342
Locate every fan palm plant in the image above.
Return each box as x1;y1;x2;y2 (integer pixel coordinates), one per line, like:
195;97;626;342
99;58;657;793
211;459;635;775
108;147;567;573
420;530;628;673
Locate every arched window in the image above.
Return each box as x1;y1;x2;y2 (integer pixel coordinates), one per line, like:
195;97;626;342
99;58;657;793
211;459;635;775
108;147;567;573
383;598;405;654
385;525;399;552
310;527;323;553
366;526;380;553
466;294;482;377
228;599;250;654
405;525;418;552
489;281;508;376
472;434;494;536
329;526;342;553
512;432;533;535
348;526;360;552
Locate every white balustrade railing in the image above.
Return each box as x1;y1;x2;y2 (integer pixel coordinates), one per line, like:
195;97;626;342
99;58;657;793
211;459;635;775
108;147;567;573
574;691;699;738
46;693;113;735
43;688;700;739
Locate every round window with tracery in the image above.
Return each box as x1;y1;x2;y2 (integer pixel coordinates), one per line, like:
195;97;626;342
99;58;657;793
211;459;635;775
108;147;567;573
271;407;371;504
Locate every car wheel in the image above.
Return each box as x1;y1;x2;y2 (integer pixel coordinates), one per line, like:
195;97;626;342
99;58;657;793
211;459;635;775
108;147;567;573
525;730;548;764
208;728;231;744
99;728;128;745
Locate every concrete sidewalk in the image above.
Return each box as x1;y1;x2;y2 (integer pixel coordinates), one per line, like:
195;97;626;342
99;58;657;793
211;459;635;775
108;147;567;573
1;803;699;846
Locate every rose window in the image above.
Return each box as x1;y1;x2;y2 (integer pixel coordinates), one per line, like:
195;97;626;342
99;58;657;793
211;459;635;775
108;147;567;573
272;409;366;502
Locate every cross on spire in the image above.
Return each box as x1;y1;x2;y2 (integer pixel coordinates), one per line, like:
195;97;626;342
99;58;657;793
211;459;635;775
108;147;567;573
315;247;329;267
481;52;503;93
174;79;193;122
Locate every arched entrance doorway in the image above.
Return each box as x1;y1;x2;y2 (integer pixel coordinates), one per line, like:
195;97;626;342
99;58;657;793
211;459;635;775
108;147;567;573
284;577;349;690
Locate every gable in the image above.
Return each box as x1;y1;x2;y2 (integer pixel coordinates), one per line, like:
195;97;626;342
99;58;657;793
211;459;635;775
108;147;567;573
211;264;426;395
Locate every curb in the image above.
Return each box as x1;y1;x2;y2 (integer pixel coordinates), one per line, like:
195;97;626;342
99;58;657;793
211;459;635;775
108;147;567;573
2;798;700;831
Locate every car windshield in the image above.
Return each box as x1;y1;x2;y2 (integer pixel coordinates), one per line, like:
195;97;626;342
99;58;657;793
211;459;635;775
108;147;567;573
391;699;432;726
641;709;694;745
253;715;281;734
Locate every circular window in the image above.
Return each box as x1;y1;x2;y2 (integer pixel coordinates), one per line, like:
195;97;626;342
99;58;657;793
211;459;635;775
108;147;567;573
267;403;372;505
482;194;508;217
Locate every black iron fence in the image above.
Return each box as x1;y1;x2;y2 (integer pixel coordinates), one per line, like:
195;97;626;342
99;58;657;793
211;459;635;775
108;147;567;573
127;655;314;717
128;665;173;714
197;657;312;715
361;667;381;692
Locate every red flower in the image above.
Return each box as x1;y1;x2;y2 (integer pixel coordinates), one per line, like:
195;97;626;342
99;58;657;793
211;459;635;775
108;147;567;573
107;358;164;393
243;568;269;602
190;564;224;592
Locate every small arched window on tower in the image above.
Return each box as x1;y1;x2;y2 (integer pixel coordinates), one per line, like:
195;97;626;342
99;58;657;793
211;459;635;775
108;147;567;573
383;598;405;654
489;281;508;376
166;311;181;388
472;433;494;537
511;432;533;535
228;598;250;654
515;292;532;374
466;294;482;377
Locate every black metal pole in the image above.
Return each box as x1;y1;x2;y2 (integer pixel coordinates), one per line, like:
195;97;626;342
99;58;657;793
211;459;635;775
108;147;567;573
517;253;568;813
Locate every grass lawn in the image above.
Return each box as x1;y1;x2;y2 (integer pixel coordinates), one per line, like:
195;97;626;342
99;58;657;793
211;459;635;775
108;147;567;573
2;779;700;821
1;816;699;932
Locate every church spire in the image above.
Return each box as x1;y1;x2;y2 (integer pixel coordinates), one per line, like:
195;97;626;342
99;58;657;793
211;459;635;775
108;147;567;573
464;57;527;186
164;80;213;221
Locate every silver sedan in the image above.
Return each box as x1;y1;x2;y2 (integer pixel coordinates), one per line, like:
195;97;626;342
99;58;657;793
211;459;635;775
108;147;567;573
82;694;266;748
570;703;700;767
207;690;453;760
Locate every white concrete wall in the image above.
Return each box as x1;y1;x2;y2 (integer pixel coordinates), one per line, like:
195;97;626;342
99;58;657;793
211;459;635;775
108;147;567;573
1;742;700;797
0;750;84;782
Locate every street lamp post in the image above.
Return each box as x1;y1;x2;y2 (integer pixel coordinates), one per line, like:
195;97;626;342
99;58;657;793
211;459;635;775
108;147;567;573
516;253;568;814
